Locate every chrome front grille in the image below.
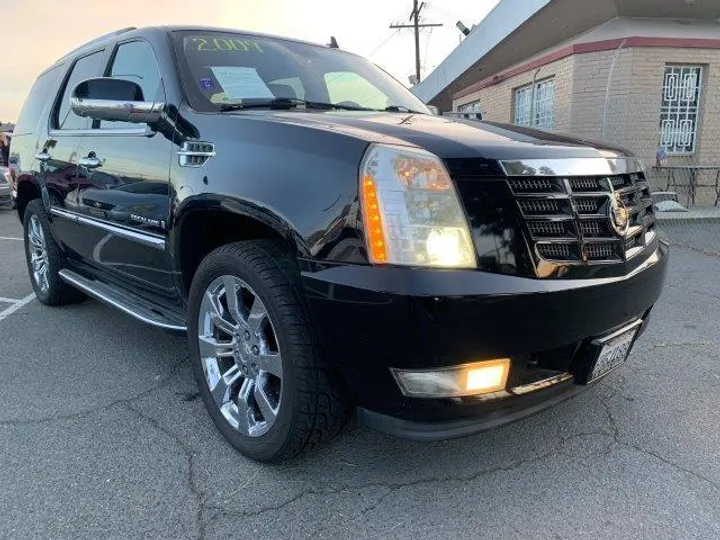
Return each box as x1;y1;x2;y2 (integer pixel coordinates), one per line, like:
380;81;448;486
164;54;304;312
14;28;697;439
508;177;562;193
518;199;565;215
537;243;575;260
586;242;620;261
527;221;568;238
508;172;656;264
574;197;605;214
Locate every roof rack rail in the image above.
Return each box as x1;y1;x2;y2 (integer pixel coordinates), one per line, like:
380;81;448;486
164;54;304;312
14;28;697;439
57;27;137;62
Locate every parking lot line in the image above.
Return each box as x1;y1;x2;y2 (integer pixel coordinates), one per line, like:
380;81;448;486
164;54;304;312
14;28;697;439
0;293;36;323
0;296;23;303
0;236;23;241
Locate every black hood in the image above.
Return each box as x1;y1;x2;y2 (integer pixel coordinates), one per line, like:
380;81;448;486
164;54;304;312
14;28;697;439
253;111;635;161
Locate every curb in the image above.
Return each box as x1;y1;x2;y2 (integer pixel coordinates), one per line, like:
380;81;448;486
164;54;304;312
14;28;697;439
656;213;720;224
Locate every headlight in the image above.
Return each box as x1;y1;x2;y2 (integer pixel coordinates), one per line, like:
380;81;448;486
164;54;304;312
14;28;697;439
360;144;476;268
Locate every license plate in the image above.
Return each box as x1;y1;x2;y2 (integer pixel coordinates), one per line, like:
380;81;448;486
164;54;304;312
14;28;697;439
588;322;641;382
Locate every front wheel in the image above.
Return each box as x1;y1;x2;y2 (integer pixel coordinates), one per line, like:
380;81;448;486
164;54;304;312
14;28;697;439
187;240;348;462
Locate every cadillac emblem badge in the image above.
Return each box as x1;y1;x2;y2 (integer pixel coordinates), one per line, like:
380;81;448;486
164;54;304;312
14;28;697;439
608;195;629;236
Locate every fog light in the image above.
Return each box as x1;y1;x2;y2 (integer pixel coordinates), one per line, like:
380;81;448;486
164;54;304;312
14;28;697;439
392;359;510;398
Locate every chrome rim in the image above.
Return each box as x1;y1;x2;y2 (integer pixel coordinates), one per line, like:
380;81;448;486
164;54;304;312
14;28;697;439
27;214;49;293
198;276;283;437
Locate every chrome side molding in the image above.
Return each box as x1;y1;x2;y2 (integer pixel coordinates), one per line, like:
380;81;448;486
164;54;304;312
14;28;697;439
50;208;165;250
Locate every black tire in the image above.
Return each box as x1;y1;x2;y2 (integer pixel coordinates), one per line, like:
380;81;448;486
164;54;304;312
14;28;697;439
187;240;348;462
23;199;84;305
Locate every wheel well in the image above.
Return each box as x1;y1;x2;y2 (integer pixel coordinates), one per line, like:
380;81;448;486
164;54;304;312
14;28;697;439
16;181;41;221
179;210;295;295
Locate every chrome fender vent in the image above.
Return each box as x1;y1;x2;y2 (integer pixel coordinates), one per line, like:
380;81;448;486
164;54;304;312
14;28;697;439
177;141;215;167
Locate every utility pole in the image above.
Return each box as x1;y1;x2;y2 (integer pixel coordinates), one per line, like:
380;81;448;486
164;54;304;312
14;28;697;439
390;1;443;84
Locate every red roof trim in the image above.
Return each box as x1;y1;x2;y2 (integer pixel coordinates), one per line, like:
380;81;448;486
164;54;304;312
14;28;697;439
454;36;720;100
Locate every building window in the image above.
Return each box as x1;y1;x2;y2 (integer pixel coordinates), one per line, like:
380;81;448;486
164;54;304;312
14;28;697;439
660;66;702;154
514;78;554;129
458;101;481;113
457;100;482;119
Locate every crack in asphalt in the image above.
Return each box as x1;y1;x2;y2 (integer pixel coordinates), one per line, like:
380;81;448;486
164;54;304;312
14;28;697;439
209;429;605;521
633;339;717;355
599;394;720;492
617;440;720;491
0;358;188;427
125;400;207;540
666;282;720;302
204;390;720;527
3;341;717;534
359;486;393;518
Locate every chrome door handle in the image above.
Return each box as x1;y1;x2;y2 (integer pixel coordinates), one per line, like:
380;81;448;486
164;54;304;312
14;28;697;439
35;150;51;162
78;156;103;169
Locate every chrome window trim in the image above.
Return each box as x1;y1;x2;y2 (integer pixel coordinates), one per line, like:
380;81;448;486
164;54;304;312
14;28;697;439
499;157;645;177
48;49;107;134
50;207;165;250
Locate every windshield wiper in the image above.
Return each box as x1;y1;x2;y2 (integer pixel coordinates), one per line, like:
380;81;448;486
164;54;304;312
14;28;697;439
219;98;374;112
383;105;426;114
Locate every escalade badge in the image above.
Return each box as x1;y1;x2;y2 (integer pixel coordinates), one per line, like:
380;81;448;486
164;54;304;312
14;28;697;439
609;195;629;236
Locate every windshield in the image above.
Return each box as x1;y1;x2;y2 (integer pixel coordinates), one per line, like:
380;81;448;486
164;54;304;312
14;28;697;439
172;31;430;114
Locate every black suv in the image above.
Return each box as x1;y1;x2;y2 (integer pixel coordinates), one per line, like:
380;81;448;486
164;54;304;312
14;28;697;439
10;26;668;462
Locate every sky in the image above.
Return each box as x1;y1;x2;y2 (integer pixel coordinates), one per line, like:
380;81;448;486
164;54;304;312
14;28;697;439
0;0;499;123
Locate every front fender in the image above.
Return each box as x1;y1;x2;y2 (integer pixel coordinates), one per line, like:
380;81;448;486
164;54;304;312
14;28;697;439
170;194;309;259
167;109;373;271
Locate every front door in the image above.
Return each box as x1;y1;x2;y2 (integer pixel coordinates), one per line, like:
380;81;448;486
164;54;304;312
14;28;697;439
43;49;106;258
73;39;175;297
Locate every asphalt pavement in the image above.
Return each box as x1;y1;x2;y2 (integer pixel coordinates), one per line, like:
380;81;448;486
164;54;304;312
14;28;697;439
0;208;718;540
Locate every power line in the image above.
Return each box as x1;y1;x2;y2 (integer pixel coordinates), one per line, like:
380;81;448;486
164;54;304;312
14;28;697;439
422;28;434;75
389;0;443;84
367;29;401;58
423;2;465;20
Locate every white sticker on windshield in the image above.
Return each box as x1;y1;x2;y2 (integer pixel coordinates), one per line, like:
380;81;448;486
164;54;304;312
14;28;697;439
210;66;274;100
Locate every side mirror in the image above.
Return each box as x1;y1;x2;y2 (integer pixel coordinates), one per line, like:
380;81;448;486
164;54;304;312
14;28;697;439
71;77;165;124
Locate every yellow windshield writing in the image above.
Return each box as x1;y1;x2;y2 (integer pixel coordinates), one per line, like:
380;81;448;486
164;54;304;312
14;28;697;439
189;37;264;53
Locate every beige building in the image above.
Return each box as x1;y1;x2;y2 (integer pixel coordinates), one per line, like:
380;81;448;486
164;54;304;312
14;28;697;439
414;0;720;201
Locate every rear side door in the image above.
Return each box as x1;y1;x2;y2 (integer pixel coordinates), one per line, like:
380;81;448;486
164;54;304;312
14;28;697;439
42;50;106;255
73;39;175;296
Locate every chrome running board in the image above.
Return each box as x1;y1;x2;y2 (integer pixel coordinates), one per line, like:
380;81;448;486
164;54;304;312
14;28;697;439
59;269;187;332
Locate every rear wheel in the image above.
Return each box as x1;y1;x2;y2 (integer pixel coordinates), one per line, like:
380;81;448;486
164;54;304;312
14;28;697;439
187;240;348;462
23;199;84;305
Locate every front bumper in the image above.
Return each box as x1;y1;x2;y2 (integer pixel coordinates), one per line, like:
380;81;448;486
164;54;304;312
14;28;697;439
301;241;668;439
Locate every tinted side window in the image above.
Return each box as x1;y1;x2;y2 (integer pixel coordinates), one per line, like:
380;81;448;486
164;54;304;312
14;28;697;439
55;51;104;130
101;41;162;129
13;66;62;136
